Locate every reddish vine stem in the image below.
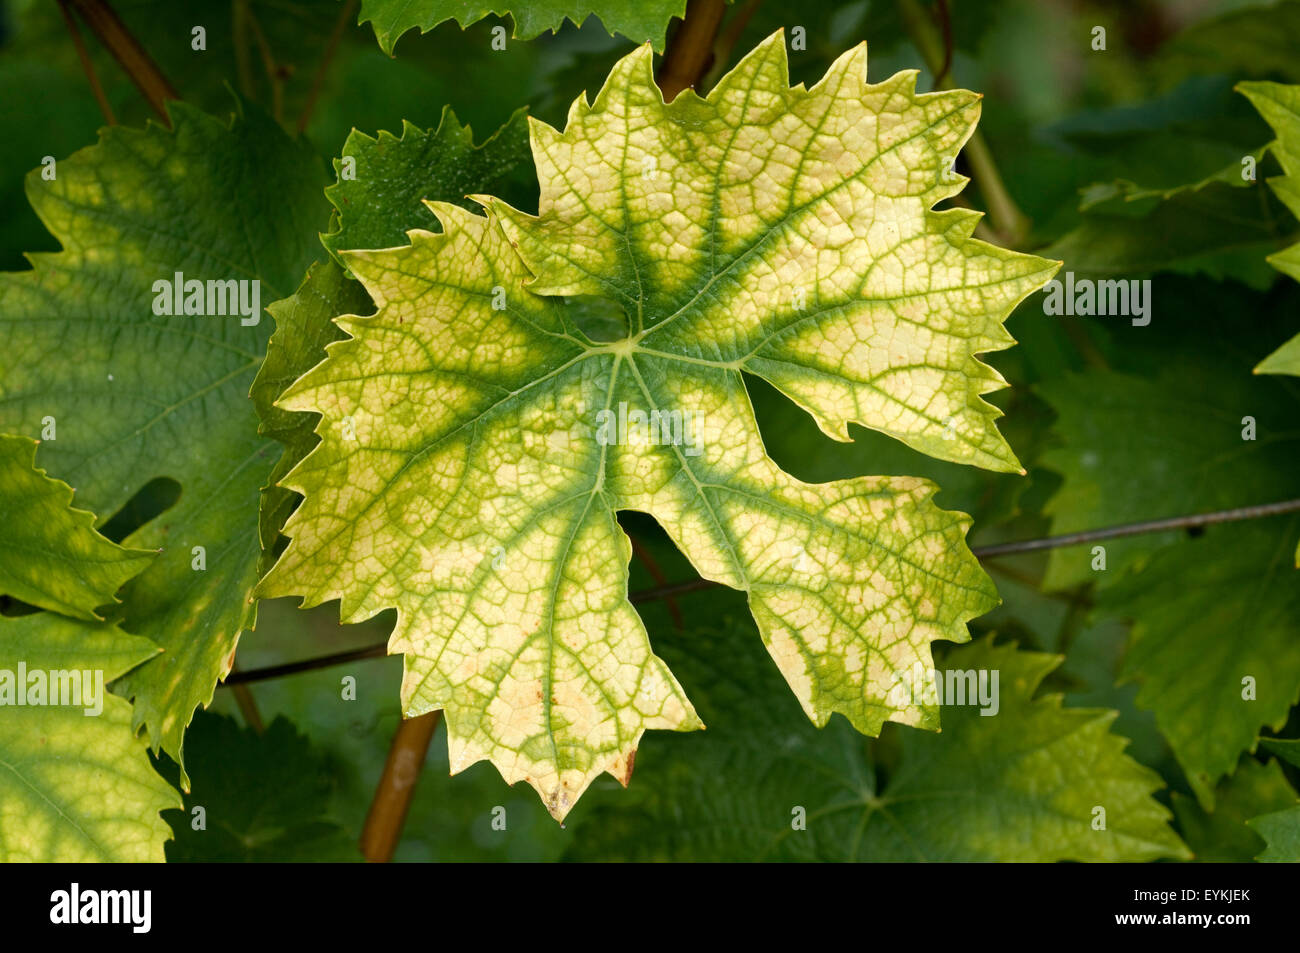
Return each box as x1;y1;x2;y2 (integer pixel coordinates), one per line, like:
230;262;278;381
244;6;285;124
66;0;178;123
701;0;761;90
359;711;441;862
298;0;358;133
657;0;728;101
931;0;954;89
228;680;265;734
629;535;685;628
233;0;255;99
225;498;1300;687
57;0;116;124
896;0;1028;246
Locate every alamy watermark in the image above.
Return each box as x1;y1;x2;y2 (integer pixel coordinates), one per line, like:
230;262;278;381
151;271;261;325
594;402;703;456
886;663;1000;716
1042;271;1151;326
0;663;104;716
50;883;150;933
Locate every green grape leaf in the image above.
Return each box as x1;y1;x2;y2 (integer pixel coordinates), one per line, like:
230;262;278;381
1036;79;1293;289
1257;330;1300;375
1077;147;1265;212
1248;805;1300;861
1159;0;1300;87
159;712;359;862
1038;368;1300;591
1238;81;1300;373
0;101;330;781
1041;175;1292;291
262;35;1058;819
1260;737;1300;767
1173;756;1298;862
567;626;1188;861
1101;521;1300;809
358;0;686;55
321;107;536;268
0;612;180;861
0;434;153;618
1044;74;1274;224
1038;316;1300;807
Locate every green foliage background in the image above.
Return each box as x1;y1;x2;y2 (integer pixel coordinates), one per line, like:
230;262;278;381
2;0;1299;861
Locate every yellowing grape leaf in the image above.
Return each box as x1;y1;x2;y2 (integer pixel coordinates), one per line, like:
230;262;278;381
1239;81;1300;373
254;109;535;563
254;260;372;571
0;434;153;618
0;612;179;861
259;33;1058;819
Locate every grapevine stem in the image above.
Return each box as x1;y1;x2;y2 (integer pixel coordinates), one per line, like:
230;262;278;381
228;680;265;734
297;0;358;133
57;0;116;125
233;0;255;99
225;498;1300;686
700;0;761;91
970;498;1300;557
657;0;728;101
224;642;389;684
66;0;178;123
931;0;953;88
895;0;1029;246
244;6;284;124
359;712;440;862
629;535;685;628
